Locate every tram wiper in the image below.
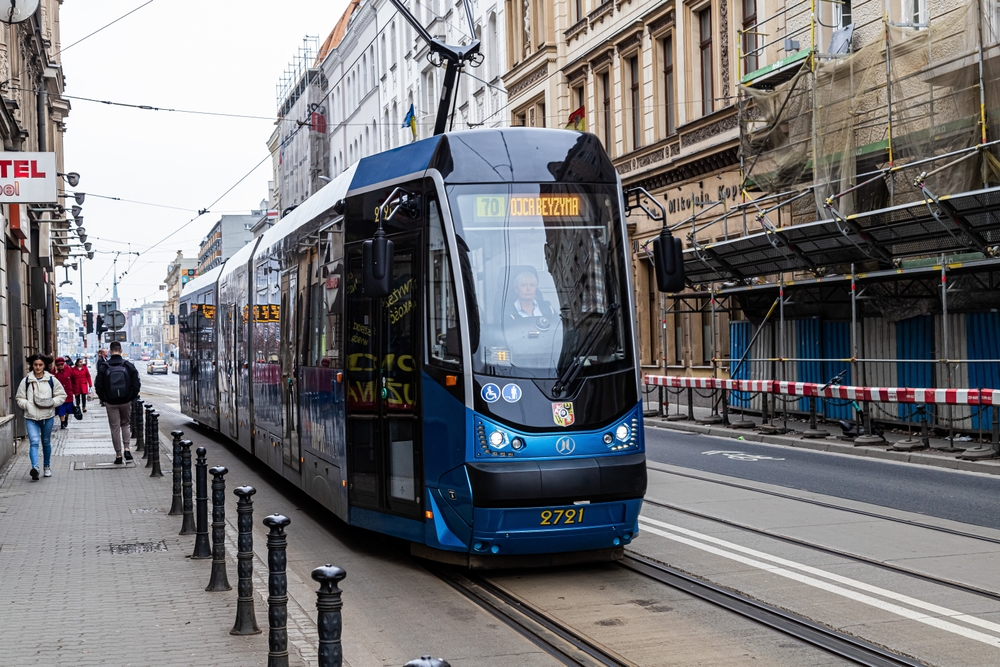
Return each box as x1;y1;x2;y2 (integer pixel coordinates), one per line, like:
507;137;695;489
552;302;619;398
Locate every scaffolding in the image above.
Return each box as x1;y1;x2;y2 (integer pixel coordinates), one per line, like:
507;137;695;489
658;0;1000;441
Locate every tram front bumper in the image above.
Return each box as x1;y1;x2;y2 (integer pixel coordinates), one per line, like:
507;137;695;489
469;498;642;556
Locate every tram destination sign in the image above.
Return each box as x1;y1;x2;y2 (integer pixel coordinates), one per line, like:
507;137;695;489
466;193;588;222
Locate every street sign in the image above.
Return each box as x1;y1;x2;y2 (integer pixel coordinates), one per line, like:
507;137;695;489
104;331;127;343
106;309;125;331
98;301;116;316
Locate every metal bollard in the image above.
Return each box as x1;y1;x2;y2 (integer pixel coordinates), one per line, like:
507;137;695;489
312;564;347;667
130;399;138;440
146;411;157;468
404;657;451;667
206;466;231;591
142;403;153;458
263;514;292;667
134;399;145;450
802;396;829;438
231;486;261;635
192;446;212;559
687;386;695;421
149;413;163;477
168;430;184;515
179;440;196;535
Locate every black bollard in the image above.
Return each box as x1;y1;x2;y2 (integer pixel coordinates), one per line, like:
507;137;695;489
150;413;163;477
142;403;153;458
179;440;196;535
135;399;145;450
192;447;212;559
263;514;291;667
146;411;158;468
168;430;184;515
231;486;261;636
130;399;138;440
206;466;232;591
404;658;451;667
312;564;347;667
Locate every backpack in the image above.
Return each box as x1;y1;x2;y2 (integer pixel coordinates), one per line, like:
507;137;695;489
106;363;131;403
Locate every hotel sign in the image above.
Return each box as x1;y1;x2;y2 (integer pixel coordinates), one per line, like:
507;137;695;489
0;153;57;203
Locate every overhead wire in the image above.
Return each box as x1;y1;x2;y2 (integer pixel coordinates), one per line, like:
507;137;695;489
55;0;156;57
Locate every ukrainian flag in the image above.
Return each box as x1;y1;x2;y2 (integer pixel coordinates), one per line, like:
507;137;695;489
402;104;417;141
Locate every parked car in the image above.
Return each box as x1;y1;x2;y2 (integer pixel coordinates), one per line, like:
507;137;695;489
141;354;151;361
147;359;169;375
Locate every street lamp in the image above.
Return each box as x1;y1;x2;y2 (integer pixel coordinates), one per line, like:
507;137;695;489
58;172;80;187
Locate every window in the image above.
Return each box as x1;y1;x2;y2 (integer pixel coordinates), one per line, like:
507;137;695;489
701;304;713;365
427;198;461;367
601;70;612;152
674;315;684;365
488;14;498;80
575;0;583;22
742;0;758;75
834;0;852;27
905;0;925;25
699;8;714;117
628;55;641;150
663;37;675;135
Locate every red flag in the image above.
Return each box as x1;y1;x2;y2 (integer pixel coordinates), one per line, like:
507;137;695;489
566;106;586;131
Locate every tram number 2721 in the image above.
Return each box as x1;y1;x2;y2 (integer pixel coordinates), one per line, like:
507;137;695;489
540;508;585;526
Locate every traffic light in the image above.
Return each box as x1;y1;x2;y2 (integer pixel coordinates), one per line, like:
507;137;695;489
96;315;108;334
169;313;175;326
85;305;94;334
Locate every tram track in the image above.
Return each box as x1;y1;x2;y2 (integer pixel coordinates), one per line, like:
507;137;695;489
425;564;637;667
641;496;1000;604
649;465;1000;546
618;553;929;667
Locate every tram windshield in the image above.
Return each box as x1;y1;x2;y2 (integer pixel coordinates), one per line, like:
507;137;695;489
448;183;632;380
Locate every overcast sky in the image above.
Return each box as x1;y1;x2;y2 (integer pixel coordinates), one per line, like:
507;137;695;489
56;0;350;309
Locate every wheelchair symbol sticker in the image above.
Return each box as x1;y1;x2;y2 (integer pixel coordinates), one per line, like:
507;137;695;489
481;383;501;403
502;384;522;403
555;437;576;455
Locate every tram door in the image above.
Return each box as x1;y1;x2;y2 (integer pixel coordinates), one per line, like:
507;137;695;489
280;269;301;473
345;234;423;519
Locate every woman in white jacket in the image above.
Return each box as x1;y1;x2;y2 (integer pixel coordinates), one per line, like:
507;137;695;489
15;354;67;480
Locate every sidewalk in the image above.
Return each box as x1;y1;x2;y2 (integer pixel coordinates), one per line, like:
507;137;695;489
646;402;1000;476
0;404;304;667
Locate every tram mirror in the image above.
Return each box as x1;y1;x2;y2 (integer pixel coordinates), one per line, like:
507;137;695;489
653;229;685;293
362;233;394;297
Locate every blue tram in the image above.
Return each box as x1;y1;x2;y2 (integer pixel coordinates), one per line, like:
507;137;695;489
179;128;647;566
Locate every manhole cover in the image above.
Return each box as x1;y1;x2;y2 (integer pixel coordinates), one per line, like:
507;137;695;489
129;508;163;514
110;541;167;555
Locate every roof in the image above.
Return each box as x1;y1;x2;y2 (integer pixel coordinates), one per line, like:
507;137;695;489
180;265;223;298
315;0;361;66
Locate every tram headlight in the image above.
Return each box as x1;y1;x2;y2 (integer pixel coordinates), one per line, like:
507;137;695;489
489;431;506;448
615;424;630;442
511;437;525;450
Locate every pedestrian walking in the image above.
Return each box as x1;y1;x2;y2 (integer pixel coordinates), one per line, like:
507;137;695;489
15;354;67;480
94;342;141;465
71;357;91;413
96;349;109;407
51;357;76;430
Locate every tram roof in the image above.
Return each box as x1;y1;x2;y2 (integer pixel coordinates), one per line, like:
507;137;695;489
180;264;223;298
348;128;618;193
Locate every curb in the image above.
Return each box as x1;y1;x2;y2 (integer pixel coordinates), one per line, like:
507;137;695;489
646;419;1000;476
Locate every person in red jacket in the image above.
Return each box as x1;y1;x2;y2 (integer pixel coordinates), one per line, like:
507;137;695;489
52;357;76;430
71;357;91;413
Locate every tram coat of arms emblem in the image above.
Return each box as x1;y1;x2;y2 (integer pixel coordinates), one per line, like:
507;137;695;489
552;402;575;427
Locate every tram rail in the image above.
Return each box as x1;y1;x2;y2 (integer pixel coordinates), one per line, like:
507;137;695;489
619;553;929;667
425;565;636;667
641;496;1000;604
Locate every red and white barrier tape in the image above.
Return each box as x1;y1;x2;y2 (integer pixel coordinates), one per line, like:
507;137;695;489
643;375;1000;406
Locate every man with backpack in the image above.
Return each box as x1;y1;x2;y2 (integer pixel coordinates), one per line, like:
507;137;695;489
95;341;141;465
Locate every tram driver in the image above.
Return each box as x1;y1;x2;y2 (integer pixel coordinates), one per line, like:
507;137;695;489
507;268;554;321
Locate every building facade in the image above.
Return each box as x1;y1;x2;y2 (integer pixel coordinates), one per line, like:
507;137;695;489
0;3;71;464
140;301;165;357
197;214;256;274
162;251;199;359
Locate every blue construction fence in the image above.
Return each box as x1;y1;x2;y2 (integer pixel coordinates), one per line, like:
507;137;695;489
730;312;1000;428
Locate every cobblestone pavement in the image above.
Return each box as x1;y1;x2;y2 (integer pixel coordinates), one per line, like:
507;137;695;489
0;404;313;667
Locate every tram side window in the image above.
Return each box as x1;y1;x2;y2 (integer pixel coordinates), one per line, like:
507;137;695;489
308;268;342;368
427;198;461;367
